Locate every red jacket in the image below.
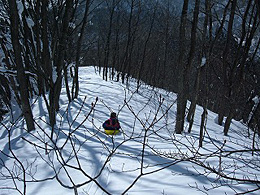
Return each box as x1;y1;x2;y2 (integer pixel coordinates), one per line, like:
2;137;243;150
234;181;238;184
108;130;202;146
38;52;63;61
103;118;121;130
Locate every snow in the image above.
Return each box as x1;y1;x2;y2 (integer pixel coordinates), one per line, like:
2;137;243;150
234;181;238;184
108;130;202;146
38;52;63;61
52;66;58;83
252;95;259;104
200;57;206;67
0;66;259;195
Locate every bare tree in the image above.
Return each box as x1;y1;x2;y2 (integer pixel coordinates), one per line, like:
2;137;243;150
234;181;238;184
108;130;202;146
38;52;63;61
187;0;210;133
215;0;260;136
118;0;141;84
175;0;189;134
136;1;158;90
184;0;201;133
217;0;237;130
102;0;122;81
0;0;95;137
71;0;91;100
7;0;35;131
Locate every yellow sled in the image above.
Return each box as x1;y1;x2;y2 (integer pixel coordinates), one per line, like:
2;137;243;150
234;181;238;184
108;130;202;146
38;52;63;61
104;129;120;135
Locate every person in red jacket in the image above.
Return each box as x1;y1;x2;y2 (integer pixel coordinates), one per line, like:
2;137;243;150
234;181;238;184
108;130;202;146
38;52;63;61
103;112;121;130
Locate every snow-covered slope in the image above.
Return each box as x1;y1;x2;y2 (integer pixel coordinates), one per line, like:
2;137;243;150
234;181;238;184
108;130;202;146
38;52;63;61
0;66;258;195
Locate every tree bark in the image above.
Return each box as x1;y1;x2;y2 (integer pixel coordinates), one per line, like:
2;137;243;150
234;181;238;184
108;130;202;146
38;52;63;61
49;0;74;139
218;0;237;127
8;0;35;131
184;0;200;132
199;107;207;147
224;1;257;135
175;0;189;134
137;2;158;90
72;0;91;99
42;0;51;92
103;0;117;81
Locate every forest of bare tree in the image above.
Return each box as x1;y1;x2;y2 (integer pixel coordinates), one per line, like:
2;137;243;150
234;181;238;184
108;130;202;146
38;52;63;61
0;0;260;194
0;0;259;138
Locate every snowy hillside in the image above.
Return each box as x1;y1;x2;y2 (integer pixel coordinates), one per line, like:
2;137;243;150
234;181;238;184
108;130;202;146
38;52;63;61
0;66;259;195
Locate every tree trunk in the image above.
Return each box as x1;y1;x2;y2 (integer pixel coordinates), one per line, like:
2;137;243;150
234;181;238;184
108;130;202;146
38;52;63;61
218;0;237;126
185;0;200;92
223;0;255;135
199;107;207;147
8;0;35;131
64;65;72;102
103;0;116;81
0;38;21;106
42;0;51;92
49;0;74;139
175;0;189;134
187;67;201;133
184;0;200;128
137;2;158;90
161;0;171;88
73;0;91;99
34;0;44;95
119;0;135;83
224;112;233;136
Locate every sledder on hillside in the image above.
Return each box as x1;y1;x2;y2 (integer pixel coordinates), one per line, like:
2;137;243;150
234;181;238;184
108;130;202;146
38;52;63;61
103;112;121;135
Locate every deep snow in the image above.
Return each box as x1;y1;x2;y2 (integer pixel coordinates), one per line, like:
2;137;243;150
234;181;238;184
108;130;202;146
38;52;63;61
0;66;259;195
